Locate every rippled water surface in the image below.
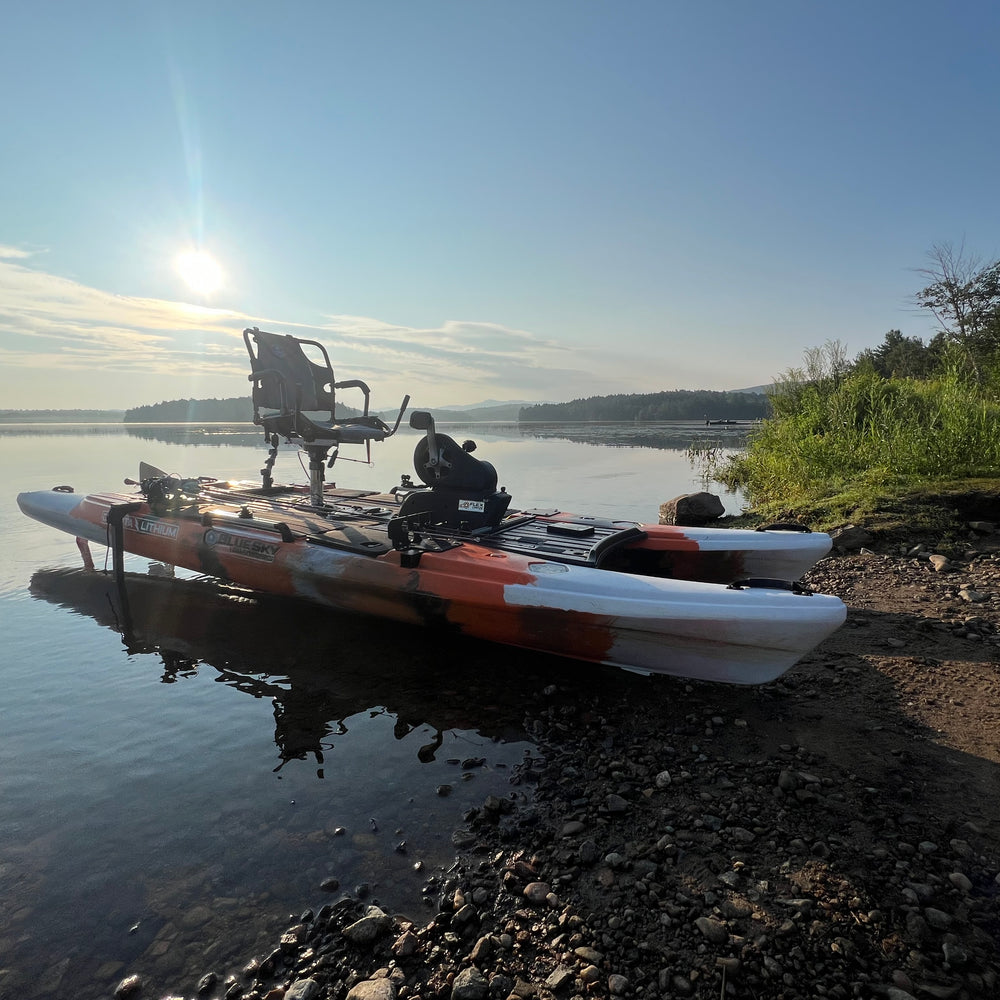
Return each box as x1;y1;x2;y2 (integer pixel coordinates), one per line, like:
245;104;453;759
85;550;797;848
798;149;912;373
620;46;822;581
0;422;743;998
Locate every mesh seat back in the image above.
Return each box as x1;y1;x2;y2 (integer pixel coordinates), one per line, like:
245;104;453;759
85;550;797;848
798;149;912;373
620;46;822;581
248;329;335;416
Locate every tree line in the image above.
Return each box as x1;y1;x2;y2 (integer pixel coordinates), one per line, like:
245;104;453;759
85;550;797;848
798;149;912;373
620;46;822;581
0;408;125;422
519;389;769;423
123;397;255;422
855;241;1000;383
123;396;365;423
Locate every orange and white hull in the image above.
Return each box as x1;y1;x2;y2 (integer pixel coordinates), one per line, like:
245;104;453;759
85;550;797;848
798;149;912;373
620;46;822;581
17;485;845;684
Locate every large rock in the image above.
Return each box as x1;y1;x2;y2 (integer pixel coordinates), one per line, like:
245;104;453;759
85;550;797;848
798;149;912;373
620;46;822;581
114;976;143;1000
659;492;725;526
286;980;321;1000
694;916;729;943
342;906;393;945
347;979;397;1000
451;967;489;1000
830;524;872;551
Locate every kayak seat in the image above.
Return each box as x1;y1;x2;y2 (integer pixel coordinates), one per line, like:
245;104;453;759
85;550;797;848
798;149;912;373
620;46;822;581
243;327;409;503
398;411;513;531
397;483;513;533
244;327;393;446
412;433;497;492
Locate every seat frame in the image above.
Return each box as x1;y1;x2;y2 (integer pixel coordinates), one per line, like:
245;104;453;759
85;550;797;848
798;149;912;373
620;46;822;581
244;327;408;505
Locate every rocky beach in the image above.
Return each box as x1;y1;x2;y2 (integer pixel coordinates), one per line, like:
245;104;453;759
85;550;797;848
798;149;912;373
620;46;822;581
114;520;1000;1000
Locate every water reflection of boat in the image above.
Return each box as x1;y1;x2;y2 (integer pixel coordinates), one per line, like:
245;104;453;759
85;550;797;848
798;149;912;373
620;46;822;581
28;568;546;769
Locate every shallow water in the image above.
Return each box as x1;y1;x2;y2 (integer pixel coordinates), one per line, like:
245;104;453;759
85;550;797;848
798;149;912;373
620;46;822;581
0;422;742;998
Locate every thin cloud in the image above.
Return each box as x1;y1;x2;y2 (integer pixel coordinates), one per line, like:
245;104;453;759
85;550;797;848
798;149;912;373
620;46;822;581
314;315;590;389
0;244;41;259
0;255;671;407
0;260;248;375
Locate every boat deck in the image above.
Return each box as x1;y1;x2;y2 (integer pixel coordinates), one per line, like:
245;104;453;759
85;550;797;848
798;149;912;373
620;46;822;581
187;483;644;566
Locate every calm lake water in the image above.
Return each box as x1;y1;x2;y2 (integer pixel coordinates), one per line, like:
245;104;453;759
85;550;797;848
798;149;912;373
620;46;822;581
0;421;744;999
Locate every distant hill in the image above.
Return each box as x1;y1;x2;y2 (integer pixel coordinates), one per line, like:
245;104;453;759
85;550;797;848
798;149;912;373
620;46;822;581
373;401;527;422
435;399;554;420
426;403;524;421
438;398;542;410
520;389;770;422
730;384;773;395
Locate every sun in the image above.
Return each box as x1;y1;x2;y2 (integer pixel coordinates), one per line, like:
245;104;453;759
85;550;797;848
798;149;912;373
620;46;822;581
176;249;223;296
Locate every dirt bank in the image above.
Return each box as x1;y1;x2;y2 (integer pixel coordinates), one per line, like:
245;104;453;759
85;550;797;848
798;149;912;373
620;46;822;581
139;528;1000;1000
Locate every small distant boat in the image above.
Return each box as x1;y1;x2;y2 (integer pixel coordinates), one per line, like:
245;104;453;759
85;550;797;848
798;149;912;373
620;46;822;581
17;328;844;684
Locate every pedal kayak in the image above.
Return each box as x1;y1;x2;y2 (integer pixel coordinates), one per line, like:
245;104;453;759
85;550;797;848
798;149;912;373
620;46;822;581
15;325;846;684
16;481;845;684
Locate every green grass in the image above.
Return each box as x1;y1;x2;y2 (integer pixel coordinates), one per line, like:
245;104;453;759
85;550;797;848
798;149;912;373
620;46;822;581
710;369;1000;530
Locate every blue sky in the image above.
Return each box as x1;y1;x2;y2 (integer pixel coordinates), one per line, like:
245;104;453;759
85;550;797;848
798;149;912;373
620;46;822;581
2;1;999;410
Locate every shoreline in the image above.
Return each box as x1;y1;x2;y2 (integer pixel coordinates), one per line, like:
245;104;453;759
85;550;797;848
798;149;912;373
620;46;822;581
114;540;1000;1000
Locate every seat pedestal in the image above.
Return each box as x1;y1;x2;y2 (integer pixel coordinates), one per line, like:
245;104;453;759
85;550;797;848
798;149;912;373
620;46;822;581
305;444;334;507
